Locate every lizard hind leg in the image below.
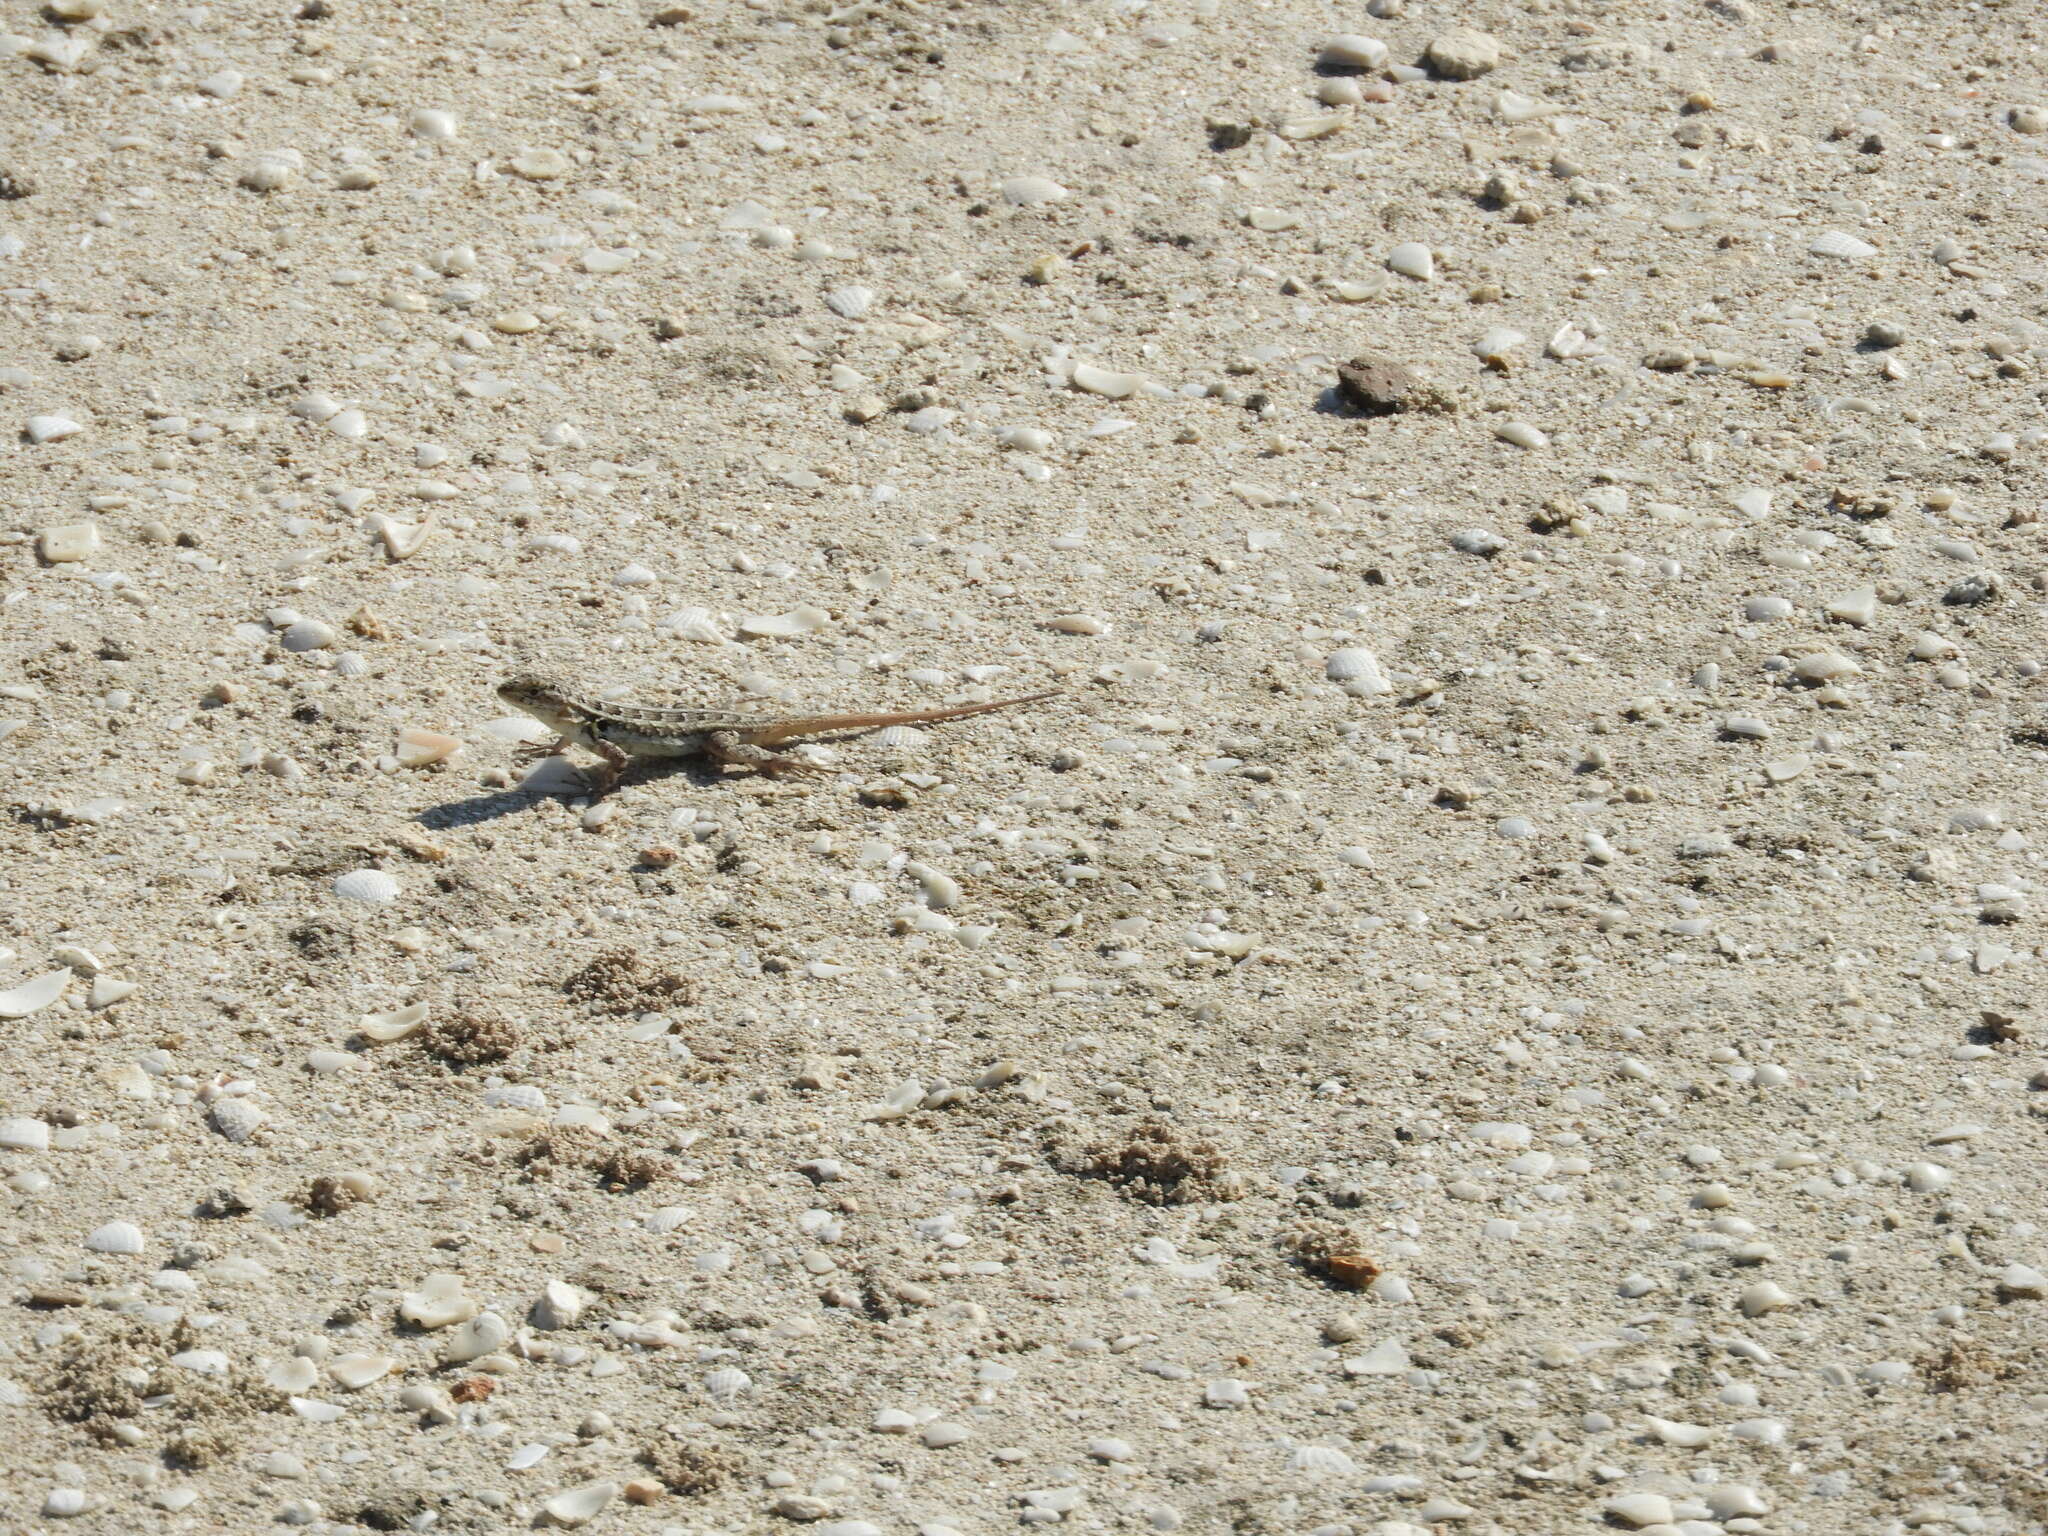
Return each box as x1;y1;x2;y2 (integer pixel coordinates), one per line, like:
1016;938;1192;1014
708;730;830;777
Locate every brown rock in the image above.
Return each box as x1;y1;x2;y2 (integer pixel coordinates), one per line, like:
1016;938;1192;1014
1335;355;1454;416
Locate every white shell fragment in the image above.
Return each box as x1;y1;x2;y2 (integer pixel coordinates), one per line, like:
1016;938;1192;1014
1000;176;1069;207
368;512;436;561
399;1273;481;1330
328;1354;395;1391
1386;242;1435;280
238;149;303;193
510;149;572;181
1320;34;1389;70
0;971;70;1018
409;108;460;140
540;1482;618;1528
396;728;463;767
532;1280;586;1330
26;415;84;444
738;606;831;639
38;523;99;562
0;1117;52;1151
209;1098;266;1142
1069;362;1147;399
1326;647;1393;696
440;1311;510;1364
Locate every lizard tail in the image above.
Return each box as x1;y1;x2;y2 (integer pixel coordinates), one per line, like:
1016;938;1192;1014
752;689;1063;744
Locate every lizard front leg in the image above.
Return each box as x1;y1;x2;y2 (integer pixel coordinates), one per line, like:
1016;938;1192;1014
582;737;634;796
707;730;829;777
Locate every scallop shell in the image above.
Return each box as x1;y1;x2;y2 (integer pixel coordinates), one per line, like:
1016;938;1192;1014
334;651;371;678
1809;229;1876;259
1290;1445;1358;1476
1471;326;1527;364
703;1367;752;1400
85;1220;144;1254
0;970;70;1018
659;606;727;643
825;286;874;319
359;1001;429;1043
332;869;401;905
209;1098;266;1142
484;1083;548;1112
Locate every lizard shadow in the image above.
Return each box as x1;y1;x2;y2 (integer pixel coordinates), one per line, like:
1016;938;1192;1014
415;759;730;830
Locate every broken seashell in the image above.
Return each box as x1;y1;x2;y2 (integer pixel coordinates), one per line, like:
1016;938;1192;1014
0;970;70;1018
328;1353;395;1390
1325;647;1393;695
396;728;462;768
359;1002;429;1043
1069;361;1146;398
540;1482;619;1529
209;1098;266;1142
440;1311;510;1365
738;606;831;639
400;1273;480;1330
1386;242;1434;280
368;511;436;561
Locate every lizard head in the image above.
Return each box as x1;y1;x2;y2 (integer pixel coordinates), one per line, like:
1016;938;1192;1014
496;671;575;731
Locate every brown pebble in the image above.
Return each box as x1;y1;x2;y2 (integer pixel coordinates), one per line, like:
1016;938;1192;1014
623;1479;665;1506
1324;1253;1383;1290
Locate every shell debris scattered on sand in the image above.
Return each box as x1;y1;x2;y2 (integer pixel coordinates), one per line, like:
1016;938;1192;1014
1;0;2041;1527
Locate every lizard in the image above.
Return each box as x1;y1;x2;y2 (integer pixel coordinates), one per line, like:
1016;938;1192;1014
495;671;1061;792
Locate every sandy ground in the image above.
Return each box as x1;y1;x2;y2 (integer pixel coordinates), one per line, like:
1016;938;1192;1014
3;0;2048;1531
